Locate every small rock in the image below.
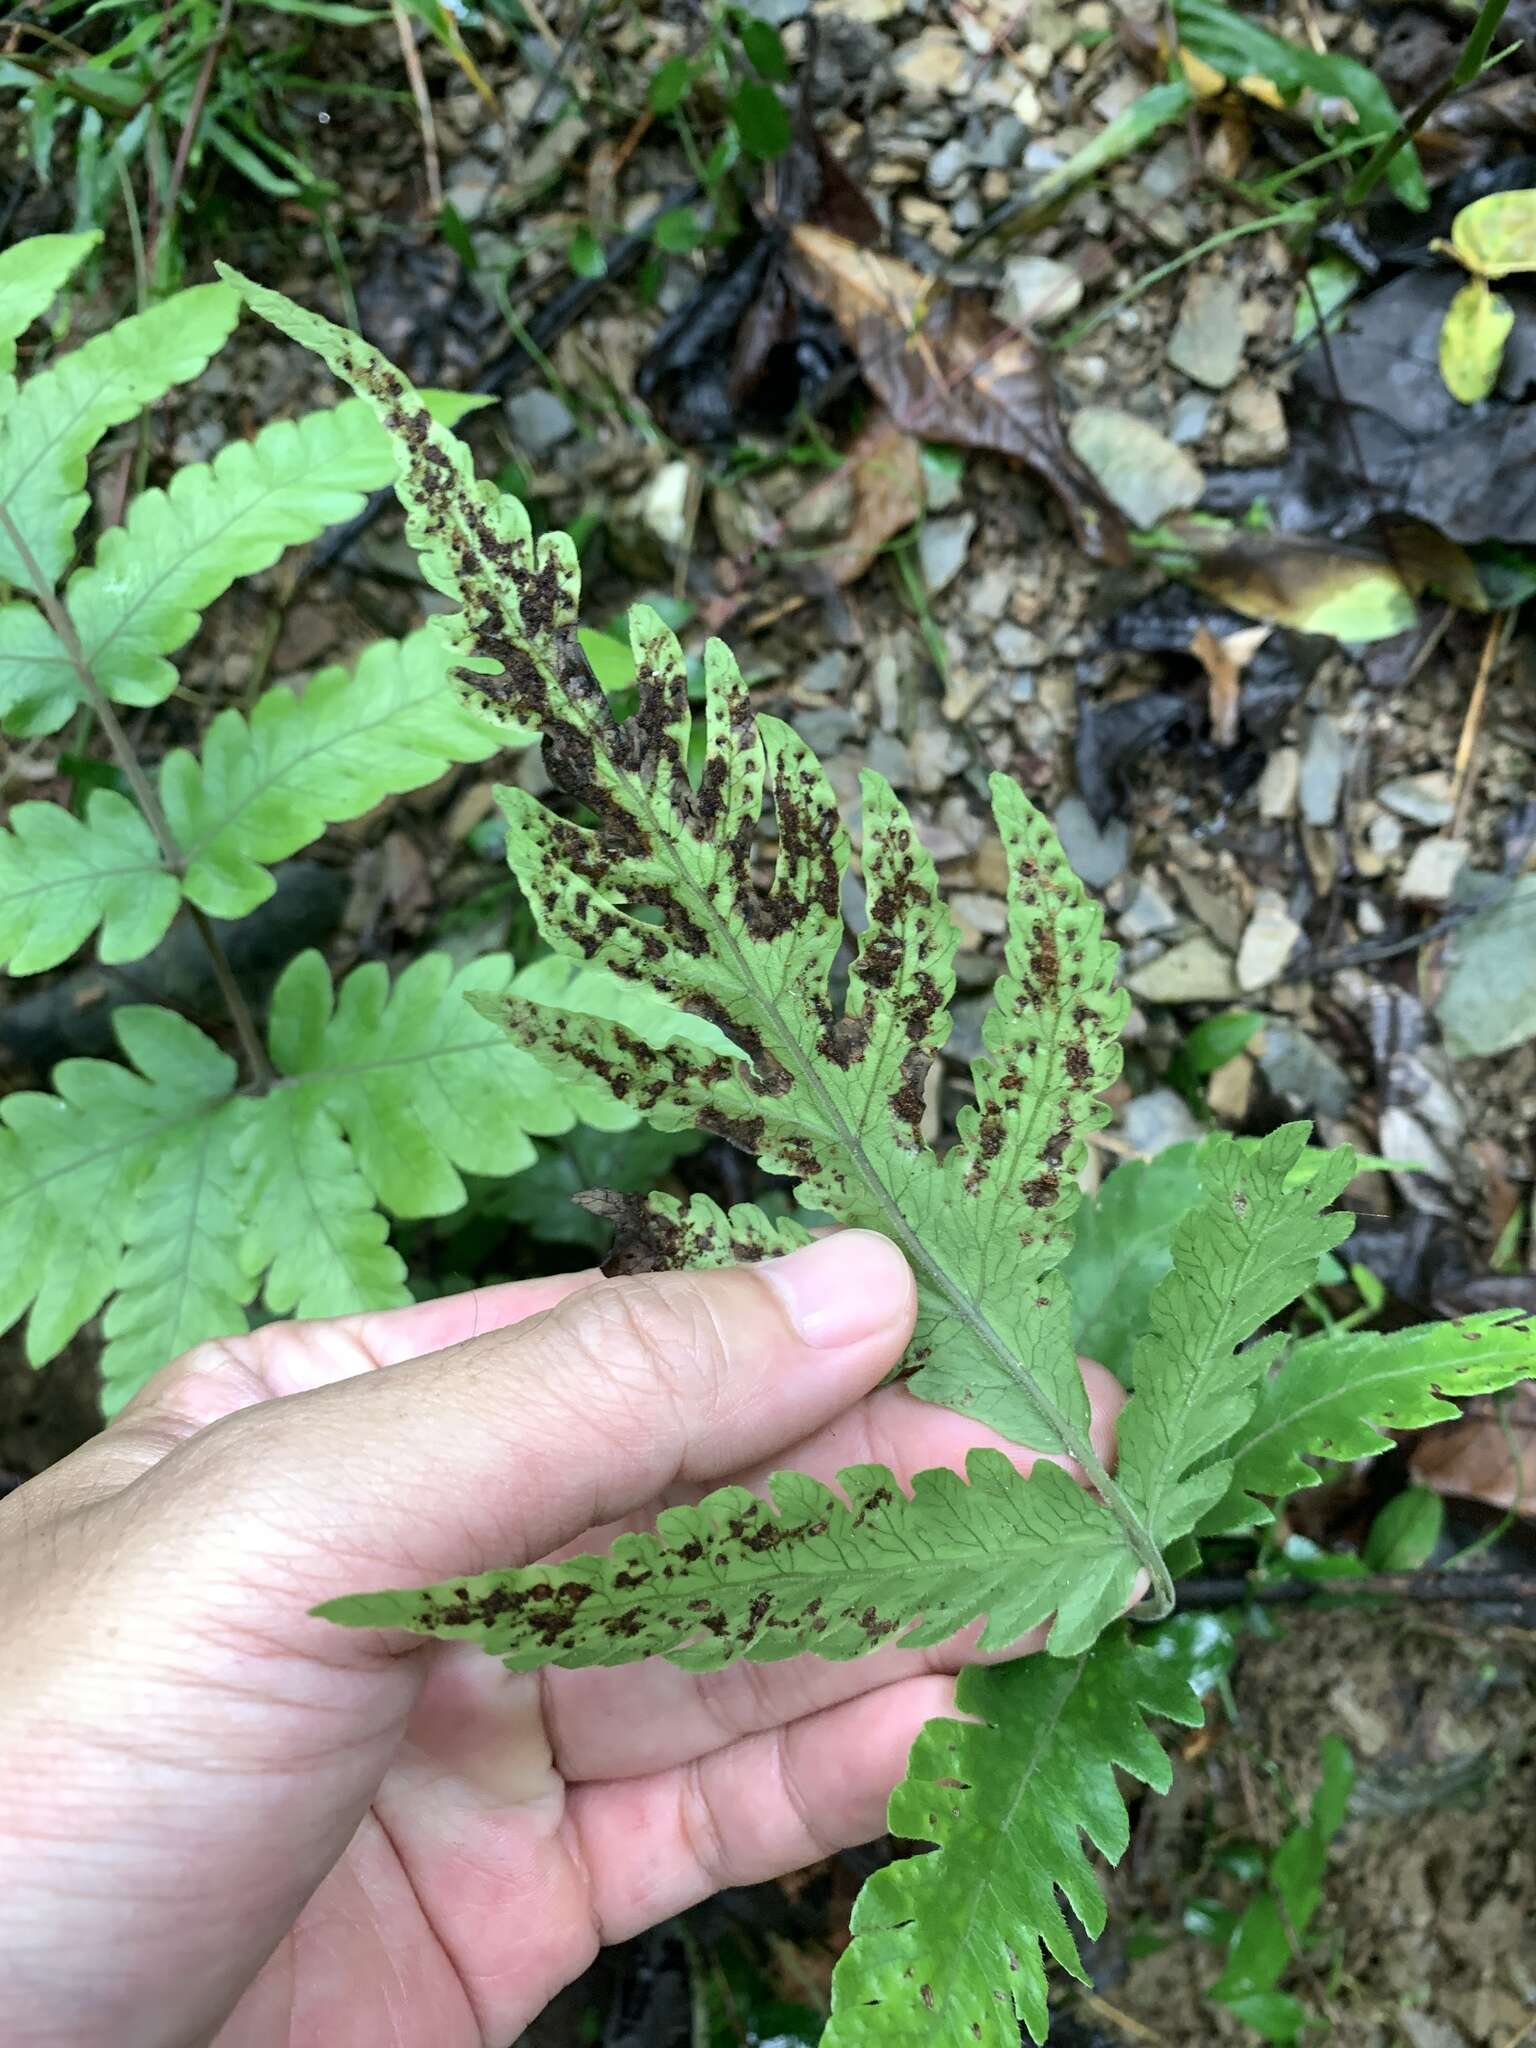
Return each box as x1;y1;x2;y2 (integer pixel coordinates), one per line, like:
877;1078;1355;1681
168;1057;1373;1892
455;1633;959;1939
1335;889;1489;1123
972;834;1010;893
1053;795;1129;888
1378;771;1455;827
1258;1018;1353;1117
974;114;1026;169
1399;2015;1470;2048
865;730;911;787
1299;713;1348;826
1116;871;1181;939
1125;1087;1205;1155
950;890;1008;935
1256;745;1300;820
1206;1050;1253;1121
1398;835;1469;903
966;563;1013;622
1126;934;1237;1003
1236;887;1303;991
918;511;975;594
909;722;967;793
892;26;968;93
445;157;498;221
638;459;692;551
999;254;1082;329
1367;811;1404;858
926;138;971;192
753;0;812;20
795;706;860;755
1167;274;1245;390
800;650;851;695
1221;377;1288;462
505;385;577;458
1067;407;1205;529
992;621;1046;665
1168;392;1214;445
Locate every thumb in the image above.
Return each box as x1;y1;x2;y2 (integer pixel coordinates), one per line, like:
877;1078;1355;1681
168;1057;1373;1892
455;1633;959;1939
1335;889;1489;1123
135;1230;917;1614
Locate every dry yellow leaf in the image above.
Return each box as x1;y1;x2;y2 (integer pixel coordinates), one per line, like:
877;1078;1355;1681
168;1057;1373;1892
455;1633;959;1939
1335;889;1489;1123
1449;187;1536;282
1439;277;1515;405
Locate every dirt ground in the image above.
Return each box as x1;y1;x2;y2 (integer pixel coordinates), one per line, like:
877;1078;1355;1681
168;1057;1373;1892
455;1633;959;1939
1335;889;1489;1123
5;0;1536;2042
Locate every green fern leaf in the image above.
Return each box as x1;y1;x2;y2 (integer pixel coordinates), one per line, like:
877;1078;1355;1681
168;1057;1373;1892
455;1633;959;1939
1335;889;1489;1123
224;273;1167;1622
317;1446;1129;1667
267;949;647;1220
0;281;239;586
0;597;74;736
234;1090;411;1322
0;399;404;735
1062;1143;1201;1383
825;1629;1202;2047
162;628;500;917
100;1081;254;1413
1203;1308;1536;1534
1113;1126;1356;1546
576;1189;812;1273
0;788;178;973
0;230;100;383
0;1004;239;1370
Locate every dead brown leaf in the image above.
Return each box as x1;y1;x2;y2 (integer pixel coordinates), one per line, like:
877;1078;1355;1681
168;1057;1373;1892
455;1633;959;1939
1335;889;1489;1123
787;224;1129;564
1190;620;1271;747
1409;1384;1536;1516
796;413;924;587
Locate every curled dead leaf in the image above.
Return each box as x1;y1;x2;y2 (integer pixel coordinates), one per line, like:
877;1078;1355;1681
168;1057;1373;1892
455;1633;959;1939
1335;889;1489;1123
788;223;1129;564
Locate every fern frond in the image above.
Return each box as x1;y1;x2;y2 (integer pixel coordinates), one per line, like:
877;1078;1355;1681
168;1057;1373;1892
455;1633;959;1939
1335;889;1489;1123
0;1005;239;1371
1203;1308;1536;1534
100;1080;254;1413
225;273;1169;1625
1113;1126;1356;1546
825;1629;1203;2046
0;789;178;973
0;282;239;586
0;230;100;386
317;1447;1128;1667
162;629;500;917
233;1090;411;1323
18;398;402;731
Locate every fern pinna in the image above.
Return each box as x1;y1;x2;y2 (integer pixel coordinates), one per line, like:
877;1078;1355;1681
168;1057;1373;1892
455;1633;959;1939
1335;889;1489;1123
211;269;1536;2044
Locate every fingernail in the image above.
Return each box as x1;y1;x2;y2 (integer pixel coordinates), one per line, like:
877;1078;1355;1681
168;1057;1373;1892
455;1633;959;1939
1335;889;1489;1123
759;1231;912;1349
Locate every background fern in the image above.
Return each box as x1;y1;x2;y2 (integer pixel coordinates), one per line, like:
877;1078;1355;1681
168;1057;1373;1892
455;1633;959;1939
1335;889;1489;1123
0;232;661;1409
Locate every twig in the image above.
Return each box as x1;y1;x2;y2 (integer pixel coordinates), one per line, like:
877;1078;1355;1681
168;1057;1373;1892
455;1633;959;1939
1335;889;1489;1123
144;0;234;283
0;501;273;1087
1449;609;1515;839
1176;1566;1536;1612
390;0;443;214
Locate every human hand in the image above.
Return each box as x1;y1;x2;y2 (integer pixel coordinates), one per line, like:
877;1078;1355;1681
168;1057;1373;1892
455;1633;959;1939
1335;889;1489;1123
0;1232;1124;2048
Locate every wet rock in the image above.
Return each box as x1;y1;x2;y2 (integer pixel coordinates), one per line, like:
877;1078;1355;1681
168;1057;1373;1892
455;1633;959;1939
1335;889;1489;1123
1167;273;1244;390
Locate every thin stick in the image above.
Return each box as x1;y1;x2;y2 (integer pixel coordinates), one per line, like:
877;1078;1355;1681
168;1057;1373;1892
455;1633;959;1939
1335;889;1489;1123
0;502;273;1086
1177;1566;1536;1612
144;0;234;283
390;0;443;214
1449;609;1513;839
